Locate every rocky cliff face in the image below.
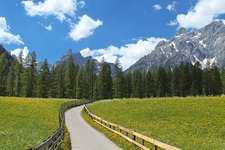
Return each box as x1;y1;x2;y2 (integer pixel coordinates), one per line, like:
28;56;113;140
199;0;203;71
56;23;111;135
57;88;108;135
127;21;225;72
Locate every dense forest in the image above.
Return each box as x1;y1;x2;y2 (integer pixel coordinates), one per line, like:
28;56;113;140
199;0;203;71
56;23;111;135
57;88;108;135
0;50;224;100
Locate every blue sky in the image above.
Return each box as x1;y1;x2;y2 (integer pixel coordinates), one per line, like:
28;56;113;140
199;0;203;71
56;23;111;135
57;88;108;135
1;0;225;69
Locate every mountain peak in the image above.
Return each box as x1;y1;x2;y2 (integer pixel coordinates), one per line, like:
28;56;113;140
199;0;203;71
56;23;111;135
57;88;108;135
127;21;225;72
200;20;225;33
65;49;73;56
176;27;187;35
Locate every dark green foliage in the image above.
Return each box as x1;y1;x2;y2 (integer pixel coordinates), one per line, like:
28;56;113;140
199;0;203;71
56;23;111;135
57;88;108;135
0;53;9;95
113;58;124;98
54;63;65;98
210;65;222;95
37;59;50;98
155;66;168;97
97;58;113;100
6;60;16;96
21;52;37;97
64;56;77;98
14;52;23;97
0;46;224;99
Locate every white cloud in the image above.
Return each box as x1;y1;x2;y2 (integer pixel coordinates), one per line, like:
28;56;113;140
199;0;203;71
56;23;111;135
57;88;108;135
78;0;86;8
176;0;225;29
0;17;24;45
69;14;103;41
153;4;162;10
21;0;77;22
167;20;177;26
44;25;52;31
167;1;176;11
80;37;167;70
10;46;29;59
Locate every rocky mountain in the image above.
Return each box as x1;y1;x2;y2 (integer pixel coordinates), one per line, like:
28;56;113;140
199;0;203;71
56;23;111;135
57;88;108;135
55;49;96;67
127;21;225;72
55;49;116;74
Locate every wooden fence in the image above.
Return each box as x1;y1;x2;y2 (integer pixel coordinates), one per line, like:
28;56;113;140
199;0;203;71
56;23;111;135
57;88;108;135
84;105;181;150
28;99;91;150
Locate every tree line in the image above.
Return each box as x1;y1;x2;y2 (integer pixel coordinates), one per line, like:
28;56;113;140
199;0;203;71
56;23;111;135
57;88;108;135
0;51;224;100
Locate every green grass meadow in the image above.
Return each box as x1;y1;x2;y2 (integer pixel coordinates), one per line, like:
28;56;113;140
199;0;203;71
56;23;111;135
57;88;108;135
87;97;225;150
0;97;69;149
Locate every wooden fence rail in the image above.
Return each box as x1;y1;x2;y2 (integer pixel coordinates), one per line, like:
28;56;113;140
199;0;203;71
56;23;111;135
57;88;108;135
84;105;181;150
28;99;91;150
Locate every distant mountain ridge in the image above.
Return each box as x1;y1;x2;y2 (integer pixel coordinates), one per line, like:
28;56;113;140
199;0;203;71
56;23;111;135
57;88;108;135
55;49;116;74
127;21;225;72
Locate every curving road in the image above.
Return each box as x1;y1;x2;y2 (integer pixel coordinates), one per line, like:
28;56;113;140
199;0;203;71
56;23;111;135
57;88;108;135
65;105;121;150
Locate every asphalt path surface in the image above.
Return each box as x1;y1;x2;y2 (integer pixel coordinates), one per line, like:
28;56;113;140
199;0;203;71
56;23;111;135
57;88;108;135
65;105;121;150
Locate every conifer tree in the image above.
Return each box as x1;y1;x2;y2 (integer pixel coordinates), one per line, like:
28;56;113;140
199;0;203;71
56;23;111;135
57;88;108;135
0;53;8;96
210;64;222;95
22;52;37;97
49;66;58;98
179;63;191;97
156;66;167;97
14;52;23;97
98;58;113;99
6;60;16;96
37;59;50;98
124;72;132;98
145;71;155;97
190;62;202;96
64;56;76;98
55;63;65;98
85;59;96;100
221;68;225;94
113;58;124;98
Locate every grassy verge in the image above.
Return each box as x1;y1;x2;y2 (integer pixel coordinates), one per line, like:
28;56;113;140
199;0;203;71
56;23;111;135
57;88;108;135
82;110;138;150
0;97;70;149
86;97;225;150
59;125;71;150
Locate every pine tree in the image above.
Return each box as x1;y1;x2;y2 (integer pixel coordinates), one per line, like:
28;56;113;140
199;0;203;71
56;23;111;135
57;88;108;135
14;52;23;97
22;52;37;97
132;71;144;98
85;59;96;100
190;62;202;96
210;65;222;95
49;66;58;98
76;68;89;99
221;68;225;94
37;59;50;98
124;72;132;98
179;63;191;97
0;53;8;96
55;63;65;98
171;66;179;96
202;67;211;96
113;58;124;98
98;58;113;99
145;71;155;98
64;56;76;98
156;66;167;97
6;60;16;96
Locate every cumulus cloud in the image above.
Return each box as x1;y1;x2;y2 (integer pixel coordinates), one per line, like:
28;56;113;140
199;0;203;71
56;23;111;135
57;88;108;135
21;0;77;22
0;17;24;45
153;4;162;10
10;46;29;59
167;20;177;26
80;37;167;70
69;14;103;41
44;25;52;31
78;0;86;8
176;0;225;29
167;1;176;11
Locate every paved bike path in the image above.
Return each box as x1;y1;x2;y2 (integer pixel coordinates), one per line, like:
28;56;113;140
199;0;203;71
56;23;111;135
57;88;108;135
65;105;121;150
